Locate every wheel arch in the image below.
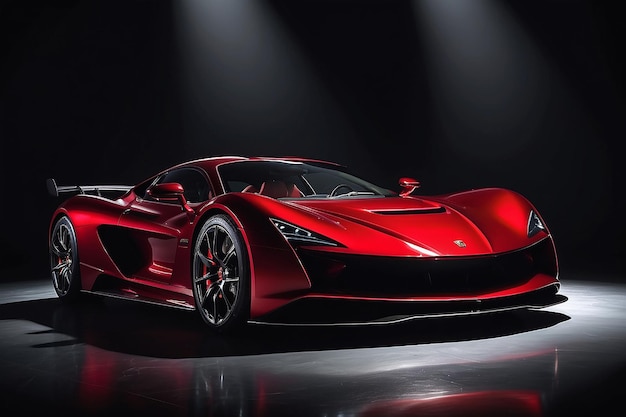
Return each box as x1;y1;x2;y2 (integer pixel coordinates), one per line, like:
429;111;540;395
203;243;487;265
193;196;313;320
191;205;252;267
48;208;72;241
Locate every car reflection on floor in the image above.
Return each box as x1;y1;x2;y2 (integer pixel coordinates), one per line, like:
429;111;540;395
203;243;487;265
0;274;625;416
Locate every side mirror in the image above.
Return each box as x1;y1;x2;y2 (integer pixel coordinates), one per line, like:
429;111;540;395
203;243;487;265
399;177;420;197
147;182;196;221
148;182;185;200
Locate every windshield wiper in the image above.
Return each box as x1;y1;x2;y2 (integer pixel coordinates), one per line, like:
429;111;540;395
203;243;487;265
329;191;376;198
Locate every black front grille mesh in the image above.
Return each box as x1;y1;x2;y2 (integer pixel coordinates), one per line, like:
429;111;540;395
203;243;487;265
298;238;557;297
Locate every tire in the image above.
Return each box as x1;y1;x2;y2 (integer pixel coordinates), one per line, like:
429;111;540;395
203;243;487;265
192;214;250;333
49;215;82;302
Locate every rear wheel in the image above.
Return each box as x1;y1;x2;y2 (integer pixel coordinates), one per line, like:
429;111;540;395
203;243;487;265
192;214;250;333
49;216;82;302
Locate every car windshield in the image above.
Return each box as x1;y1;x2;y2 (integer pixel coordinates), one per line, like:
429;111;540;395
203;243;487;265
217;160;396;199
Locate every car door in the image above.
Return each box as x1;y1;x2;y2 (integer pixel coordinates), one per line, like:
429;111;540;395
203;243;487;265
117;167;212;283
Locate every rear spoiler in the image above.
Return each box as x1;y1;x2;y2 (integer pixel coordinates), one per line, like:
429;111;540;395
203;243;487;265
46;178;132;197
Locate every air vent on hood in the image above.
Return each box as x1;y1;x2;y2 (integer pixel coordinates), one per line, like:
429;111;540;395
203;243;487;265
370;207;446;215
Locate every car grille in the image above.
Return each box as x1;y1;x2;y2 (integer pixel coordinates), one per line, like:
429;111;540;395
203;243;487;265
298;237;557;297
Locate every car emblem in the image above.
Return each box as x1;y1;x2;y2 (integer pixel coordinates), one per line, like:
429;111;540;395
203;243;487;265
453;240;466;248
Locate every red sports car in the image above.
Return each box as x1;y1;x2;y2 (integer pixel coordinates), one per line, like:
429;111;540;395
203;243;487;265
47;156;563;332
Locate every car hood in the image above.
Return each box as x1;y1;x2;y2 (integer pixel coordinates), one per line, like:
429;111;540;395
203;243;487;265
287;196;528;256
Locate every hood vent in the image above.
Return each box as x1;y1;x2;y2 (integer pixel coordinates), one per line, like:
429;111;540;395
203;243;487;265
370;207;446;215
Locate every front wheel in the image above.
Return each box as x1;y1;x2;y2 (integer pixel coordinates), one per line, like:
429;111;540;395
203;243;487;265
192;214;250;333
49;215;82;302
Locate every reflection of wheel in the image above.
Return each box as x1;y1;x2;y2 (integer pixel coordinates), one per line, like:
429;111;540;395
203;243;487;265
49;216;82;302
329;183;354;197
192;214;250;332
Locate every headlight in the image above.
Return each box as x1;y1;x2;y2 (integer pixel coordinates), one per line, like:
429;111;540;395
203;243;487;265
270;218;339;247
527;210;546;237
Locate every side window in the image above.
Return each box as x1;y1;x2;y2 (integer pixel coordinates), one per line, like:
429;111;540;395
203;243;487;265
149;168;211;203
134;177;157;200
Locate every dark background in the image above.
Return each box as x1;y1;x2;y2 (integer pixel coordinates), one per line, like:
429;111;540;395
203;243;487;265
1;0;624;281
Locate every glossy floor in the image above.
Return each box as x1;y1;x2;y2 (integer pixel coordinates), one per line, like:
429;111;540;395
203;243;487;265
1;269;625;417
